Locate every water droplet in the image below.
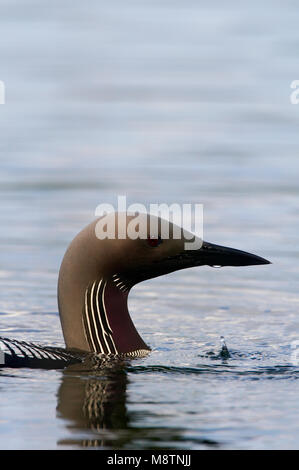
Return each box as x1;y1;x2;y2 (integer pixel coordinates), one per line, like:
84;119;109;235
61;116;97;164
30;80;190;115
220;336;230;358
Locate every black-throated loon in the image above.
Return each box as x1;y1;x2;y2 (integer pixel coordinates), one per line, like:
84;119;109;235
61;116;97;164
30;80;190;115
0;213;270;368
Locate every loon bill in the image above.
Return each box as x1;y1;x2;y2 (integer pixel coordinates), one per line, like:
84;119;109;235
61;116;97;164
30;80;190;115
0;213;270;369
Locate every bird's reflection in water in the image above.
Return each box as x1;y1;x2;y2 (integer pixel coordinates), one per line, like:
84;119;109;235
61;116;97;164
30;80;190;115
56;356;219;449
56;356;130;448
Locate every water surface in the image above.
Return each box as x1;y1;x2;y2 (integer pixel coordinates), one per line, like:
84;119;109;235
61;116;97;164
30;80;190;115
0;0;299;450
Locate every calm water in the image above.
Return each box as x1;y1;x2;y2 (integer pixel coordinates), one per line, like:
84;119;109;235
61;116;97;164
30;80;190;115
1;0;299;450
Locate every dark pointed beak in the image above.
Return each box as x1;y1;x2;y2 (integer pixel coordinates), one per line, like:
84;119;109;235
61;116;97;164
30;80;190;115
197;241;271;267
120;240;271;288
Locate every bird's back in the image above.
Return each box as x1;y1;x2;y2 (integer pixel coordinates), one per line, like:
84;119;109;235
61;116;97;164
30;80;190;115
0;337;83;369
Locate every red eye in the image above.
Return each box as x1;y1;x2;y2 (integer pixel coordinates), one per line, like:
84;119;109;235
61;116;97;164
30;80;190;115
147;236;163;247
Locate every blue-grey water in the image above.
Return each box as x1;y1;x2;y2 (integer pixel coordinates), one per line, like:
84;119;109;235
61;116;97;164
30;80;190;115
0;0;299;450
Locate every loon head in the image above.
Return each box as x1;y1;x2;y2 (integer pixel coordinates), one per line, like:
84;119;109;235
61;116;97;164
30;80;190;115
58;213;270;355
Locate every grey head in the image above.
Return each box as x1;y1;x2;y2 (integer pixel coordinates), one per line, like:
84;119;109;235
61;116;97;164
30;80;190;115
57;213;270;355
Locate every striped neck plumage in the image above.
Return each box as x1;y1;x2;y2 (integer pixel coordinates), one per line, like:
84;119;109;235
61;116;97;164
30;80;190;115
82;276;150;357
